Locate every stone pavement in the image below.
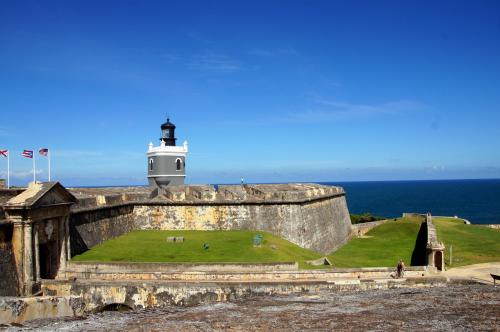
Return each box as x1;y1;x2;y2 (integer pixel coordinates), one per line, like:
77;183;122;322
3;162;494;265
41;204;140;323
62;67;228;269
443;262;500;285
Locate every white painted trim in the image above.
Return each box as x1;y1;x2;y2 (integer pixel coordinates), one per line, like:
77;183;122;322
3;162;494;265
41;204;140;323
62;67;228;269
147;144;188;153
147;174;186;178
147;151;187;157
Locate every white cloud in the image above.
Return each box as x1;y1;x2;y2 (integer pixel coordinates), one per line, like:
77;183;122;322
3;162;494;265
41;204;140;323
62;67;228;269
0;169;43;179
188;53;242;74
51;150;104;158
289;99;428;122
249;47;299;58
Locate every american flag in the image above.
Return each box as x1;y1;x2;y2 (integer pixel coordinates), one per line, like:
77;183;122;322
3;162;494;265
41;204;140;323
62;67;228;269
0;150;7;157
39;148;49;156
21;150;33;158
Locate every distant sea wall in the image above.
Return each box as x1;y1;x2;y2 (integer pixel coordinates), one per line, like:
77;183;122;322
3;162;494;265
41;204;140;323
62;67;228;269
68;184;352;255
351;219;390;237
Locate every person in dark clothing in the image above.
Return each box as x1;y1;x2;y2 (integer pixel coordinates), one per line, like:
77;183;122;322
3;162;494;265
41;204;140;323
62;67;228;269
397;259;405;278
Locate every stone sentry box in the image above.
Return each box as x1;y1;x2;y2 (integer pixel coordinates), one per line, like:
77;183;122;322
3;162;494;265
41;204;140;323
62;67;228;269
425;213;445;271
1;182;77;296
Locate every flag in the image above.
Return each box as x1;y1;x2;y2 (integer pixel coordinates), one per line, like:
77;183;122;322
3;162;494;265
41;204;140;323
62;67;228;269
39;148;49;156
21;150;33;158
0;150;7;157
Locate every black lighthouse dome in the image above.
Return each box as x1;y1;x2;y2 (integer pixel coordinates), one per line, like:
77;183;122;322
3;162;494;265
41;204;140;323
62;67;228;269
160;118;177;146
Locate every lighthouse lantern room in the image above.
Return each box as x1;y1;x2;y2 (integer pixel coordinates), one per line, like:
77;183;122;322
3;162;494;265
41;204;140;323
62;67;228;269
147;118;188;187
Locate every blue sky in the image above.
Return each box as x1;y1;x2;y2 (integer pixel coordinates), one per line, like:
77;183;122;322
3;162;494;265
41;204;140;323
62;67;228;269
1;0;499;186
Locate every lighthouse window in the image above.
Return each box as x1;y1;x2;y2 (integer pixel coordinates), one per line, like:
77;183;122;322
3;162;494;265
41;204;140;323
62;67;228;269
176;158;182;171
149;158;154;170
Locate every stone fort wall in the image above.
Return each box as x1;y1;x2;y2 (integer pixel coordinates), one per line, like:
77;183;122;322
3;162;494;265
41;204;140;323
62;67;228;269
68;184;352;255
0;224;18;296
0;189;25;296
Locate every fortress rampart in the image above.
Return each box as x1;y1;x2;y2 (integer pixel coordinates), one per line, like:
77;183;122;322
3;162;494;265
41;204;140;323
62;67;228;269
0;182;352;297
69;183;352;255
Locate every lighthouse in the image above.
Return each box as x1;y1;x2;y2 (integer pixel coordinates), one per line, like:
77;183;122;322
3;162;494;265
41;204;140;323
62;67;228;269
147;118;188;187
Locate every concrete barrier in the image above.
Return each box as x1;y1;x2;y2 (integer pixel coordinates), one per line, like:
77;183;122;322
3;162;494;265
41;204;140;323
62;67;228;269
63;261;299;274
41;275;448;313
0;295;84;325
60;263;428;281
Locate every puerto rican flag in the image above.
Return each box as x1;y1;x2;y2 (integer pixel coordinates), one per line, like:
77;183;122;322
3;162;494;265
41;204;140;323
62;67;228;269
39;148;49;156
0;149;7;157
21;150;33;158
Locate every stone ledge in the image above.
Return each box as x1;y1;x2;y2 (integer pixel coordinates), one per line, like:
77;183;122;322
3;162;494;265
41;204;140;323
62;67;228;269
69;191;346;214
40;275;458;313
0;295;84;325
69;184;346;212
59;265;430;281
65;261;299;273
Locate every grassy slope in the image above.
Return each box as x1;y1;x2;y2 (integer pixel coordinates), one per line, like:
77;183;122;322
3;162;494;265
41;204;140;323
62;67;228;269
433;217;500;268
72;230;322;268
328;217;423;268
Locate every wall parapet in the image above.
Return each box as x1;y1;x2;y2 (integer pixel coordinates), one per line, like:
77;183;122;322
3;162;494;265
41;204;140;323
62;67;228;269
60;264;429;282
64;261;299;274
351;219;390;237
425;214;445;271
69;184;346;212
69;192;346;214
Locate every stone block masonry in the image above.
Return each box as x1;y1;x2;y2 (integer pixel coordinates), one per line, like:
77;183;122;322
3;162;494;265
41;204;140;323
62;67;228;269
68;184;352;255
0;224;18;296
70;205;136;256
40;273;443;314
0;183;351;297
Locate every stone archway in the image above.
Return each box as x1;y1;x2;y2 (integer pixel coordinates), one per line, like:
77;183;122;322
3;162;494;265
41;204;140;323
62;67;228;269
435;251;443;271
37;219;61;279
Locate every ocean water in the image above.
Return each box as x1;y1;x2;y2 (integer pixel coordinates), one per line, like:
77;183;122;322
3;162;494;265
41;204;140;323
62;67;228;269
321;179;500;224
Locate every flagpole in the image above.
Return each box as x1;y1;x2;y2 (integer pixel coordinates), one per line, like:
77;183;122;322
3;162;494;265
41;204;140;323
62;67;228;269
33;152;36;183
7;151;9;189
48;149;51;181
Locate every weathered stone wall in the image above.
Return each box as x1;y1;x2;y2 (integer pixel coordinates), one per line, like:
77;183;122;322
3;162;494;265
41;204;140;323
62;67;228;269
297;196;352;253
70;205;135;256
67;184;352;256
484;224;500;230
62;261;299;277
0;296;84;324
60;263;428;282
351;219;390;237
42;274;444;314
133;195;351;254
0;224;18;296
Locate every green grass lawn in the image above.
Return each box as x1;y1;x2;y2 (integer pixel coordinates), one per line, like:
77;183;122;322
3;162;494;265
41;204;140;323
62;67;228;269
433;217;500;268
328;217;424;268
72;230;323;268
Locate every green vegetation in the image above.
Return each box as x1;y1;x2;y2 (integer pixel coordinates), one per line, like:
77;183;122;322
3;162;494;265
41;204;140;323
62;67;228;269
328;217;423;267
71;217;499;270
350;213;386;224
433;217;500;268
72;230;323;268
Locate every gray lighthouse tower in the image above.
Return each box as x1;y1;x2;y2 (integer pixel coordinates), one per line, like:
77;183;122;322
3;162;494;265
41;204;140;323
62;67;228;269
147;118;188;187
